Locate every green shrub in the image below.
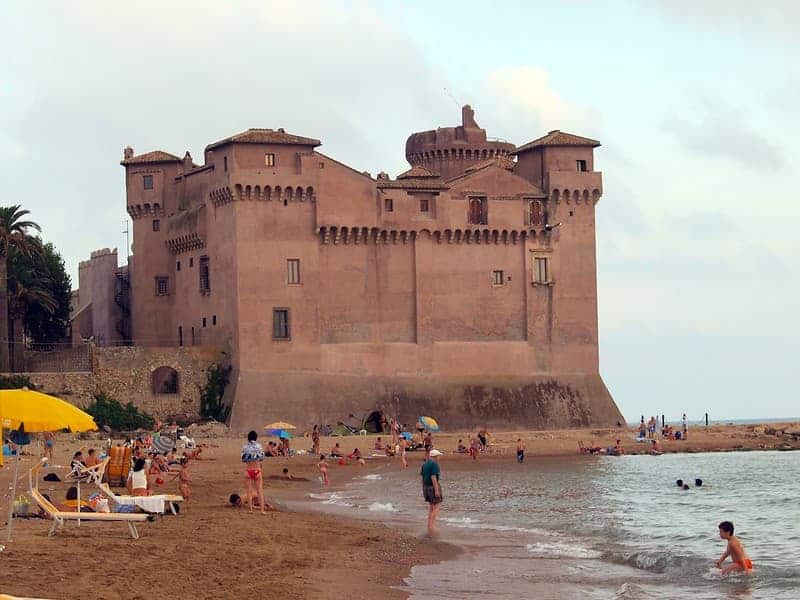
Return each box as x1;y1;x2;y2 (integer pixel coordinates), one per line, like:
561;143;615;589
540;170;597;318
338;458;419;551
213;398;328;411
86;393;155;431
200;363;231;422
0;374;37;390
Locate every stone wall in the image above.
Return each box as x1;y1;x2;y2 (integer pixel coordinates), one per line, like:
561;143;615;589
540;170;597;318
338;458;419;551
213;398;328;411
5;345;222;421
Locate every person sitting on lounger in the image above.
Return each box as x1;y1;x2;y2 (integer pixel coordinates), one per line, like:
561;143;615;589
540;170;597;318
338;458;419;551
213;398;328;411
84;448;100;468
127;458;149;496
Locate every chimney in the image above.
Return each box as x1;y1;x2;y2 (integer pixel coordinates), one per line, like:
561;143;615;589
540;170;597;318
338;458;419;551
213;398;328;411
123;146;134;160
462;105;478;129
183;151;193;170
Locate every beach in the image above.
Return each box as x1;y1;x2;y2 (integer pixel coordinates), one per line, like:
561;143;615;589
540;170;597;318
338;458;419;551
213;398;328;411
1;422;798;599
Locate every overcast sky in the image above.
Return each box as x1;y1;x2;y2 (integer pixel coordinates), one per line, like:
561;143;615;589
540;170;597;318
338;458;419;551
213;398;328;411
1;1;797;421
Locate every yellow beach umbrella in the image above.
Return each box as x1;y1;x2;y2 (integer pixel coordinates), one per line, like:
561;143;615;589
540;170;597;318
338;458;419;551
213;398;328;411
0;388;97;541
264;421;296;430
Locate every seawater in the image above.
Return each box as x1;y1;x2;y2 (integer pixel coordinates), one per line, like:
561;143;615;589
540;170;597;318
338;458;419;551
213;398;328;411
301;451;800;599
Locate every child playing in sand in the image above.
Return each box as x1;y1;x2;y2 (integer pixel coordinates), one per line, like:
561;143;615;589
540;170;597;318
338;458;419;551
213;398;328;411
716;521;753;574
174;457;191;506
318;454;330;486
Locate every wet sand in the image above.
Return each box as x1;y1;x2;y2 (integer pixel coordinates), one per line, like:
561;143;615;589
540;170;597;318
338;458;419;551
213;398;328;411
1;422;797;599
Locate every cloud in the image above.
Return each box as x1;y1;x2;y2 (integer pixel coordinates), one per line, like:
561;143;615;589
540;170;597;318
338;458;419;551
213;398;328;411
662;211;737;240
663;104;784;170
485;65;595;137
651;0;800;41
0;0;451;279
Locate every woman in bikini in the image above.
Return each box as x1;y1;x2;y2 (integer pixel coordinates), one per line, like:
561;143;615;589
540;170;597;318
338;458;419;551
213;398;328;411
317;454;329;486
241;430;268;513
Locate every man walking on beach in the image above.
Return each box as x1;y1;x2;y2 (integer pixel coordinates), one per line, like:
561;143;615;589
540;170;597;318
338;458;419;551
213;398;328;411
421;449;443;535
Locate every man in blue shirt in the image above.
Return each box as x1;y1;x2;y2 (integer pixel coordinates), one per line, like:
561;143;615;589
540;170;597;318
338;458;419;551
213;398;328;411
421;448;443;535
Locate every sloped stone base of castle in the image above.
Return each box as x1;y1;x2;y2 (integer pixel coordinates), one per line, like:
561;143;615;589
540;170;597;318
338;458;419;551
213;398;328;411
228;371;623;433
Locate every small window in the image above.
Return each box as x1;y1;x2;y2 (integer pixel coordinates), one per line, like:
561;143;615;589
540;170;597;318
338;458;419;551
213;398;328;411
273;308;290;340
265;153;275;167
468;197;487;225
319;162;325;169
155;276;168;296
533;257;549;284
385;198;394;212
143;175;153;190
178;326;183;346
492;270;504;286
189;257;194;268
199;256;210;294
223;156;228;172
152;219;160;232
202;317;207;328
176;260;181;271
576;160;587;172
420;199;429;213
287;259;300;285
212;315;217;326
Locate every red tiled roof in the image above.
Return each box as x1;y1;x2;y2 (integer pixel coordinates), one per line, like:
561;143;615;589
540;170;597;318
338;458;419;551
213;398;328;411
206;128;321;151
514;130;601;154
120;150;182;166
463;156;516;173
397;165;440;179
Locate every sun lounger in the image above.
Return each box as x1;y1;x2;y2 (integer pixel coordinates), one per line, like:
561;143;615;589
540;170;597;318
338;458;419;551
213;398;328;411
28;463;148;539
84;458;184;515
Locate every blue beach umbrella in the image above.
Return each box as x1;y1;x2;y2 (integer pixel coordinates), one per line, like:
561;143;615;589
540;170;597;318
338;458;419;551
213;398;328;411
418;416;440;432
265;428;292;439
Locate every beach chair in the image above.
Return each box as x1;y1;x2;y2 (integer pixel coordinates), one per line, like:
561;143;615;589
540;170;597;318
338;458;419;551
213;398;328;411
84;458;184;515
29;461;148;539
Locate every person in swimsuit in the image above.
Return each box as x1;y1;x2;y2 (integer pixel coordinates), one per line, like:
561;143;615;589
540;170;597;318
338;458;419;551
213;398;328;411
43;431;55;460
241;430;268;513
716;521;753;574
421;449;443;536
478;426;489;450
516;438;525;463
330;442;343;458
398;437;408;468
127;458;149;496
469;436;480;461
175;457;191;506
318;454;329;486
312;425;320;455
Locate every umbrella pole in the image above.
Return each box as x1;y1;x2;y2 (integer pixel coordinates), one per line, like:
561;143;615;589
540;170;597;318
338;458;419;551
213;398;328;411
6;451;20;542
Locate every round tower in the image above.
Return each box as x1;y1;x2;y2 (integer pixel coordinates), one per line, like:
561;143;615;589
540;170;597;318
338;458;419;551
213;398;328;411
405;105;515;180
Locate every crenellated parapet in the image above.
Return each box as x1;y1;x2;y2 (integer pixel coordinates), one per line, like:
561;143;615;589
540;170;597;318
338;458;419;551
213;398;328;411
127;203;165;219
165;232;205;254
317;226;547;246
549;187;602;205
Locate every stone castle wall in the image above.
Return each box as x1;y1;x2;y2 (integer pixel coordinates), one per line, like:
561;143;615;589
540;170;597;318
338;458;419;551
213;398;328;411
6;345;221;421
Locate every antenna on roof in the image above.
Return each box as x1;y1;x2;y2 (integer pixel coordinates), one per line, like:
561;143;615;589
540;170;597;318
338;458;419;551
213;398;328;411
443;88;461;108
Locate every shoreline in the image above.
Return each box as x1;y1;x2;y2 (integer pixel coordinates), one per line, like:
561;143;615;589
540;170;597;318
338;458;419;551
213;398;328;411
2;422;798;599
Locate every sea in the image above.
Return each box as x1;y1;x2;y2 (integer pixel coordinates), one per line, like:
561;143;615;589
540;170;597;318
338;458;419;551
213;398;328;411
298;450;800;599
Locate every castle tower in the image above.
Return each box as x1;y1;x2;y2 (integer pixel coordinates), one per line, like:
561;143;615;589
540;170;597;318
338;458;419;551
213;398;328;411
405;105;515;180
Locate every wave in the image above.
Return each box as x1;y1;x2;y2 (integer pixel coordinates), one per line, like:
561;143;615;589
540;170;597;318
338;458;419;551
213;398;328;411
359;474;383;480
367;502;398;512
526;541;602;559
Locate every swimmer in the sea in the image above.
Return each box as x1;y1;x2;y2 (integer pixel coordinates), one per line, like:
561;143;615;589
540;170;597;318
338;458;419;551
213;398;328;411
716;520;753;574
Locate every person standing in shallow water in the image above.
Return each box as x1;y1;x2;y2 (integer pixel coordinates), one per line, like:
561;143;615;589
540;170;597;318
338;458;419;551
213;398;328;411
241;430;268;514
421;449;443;535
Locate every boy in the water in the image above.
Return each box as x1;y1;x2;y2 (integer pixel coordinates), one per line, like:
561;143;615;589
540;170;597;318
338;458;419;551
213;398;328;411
716;521;753;574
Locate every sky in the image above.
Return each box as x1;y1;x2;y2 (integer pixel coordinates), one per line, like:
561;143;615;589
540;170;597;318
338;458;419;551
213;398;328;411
0;0;797;421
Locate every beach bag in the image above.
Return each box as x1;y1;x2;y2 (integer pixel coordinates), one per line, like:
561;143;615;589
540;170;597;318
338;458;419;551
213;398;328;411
12;495;30;517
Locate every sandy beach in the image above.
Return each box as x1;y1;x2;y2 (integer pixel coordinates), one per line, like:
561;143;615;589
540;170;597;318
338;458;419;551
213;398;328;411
1;422;798;599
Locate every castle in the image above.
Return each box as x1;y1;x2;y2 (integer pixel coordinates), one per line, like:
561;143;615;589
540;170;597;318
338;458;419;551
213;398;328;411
112;106;622;430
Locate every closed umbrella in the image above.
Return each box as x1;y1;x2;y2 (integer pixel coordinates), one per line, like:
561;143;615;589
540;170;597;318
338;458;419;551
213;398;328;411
0;388;97;541
151;435;174;454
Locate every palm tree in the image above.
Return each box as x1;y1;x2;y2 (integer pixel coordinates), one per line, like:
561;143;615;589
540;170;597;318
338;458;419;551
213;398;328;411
7;271;57;371
0;206;41;371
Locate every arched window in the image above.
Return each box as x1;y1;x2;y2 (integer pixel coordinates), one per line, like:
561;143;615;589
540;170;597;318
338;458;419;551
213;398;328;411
152;366;179;394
